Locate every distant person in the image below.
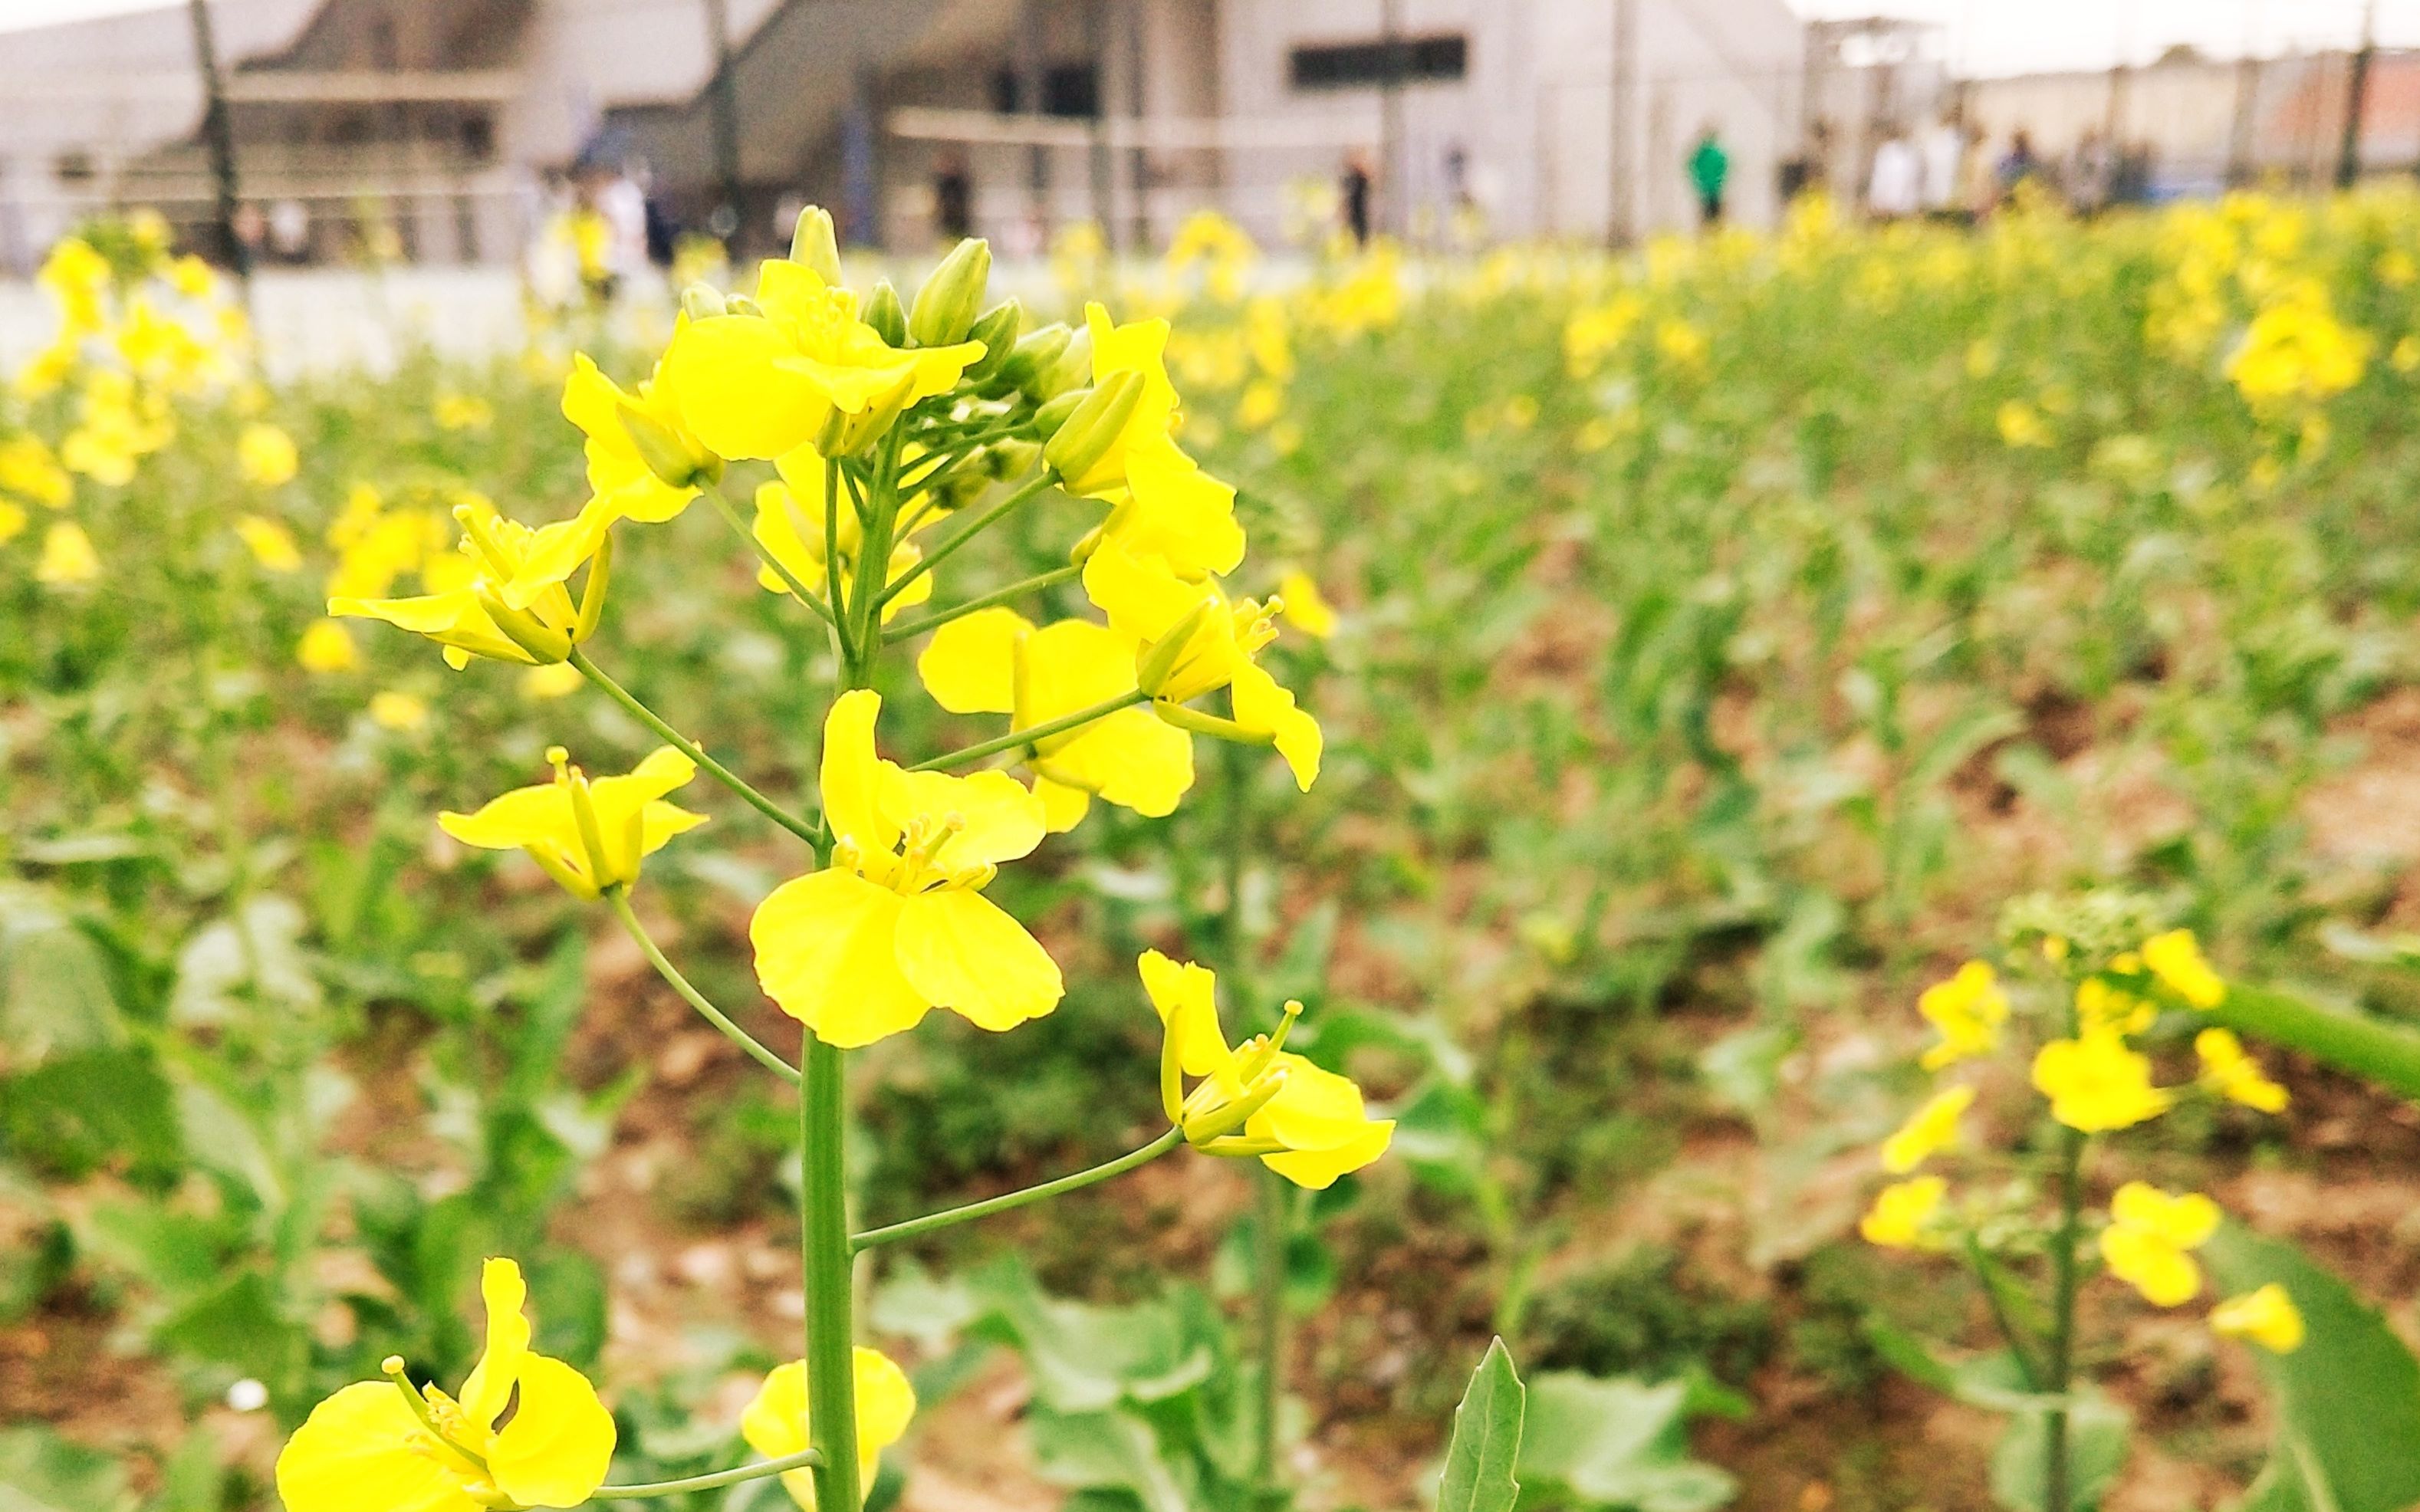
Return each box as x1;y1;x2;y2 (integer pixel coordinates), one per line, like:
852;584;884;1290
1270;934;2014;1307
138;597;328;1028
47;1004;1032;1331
1688;124;1730;227
268;198;310;263
1867;125;1922;221
2069;129;2114;216
1340;150;1374;245
2113;140;2155;205
1780;118;1834;205
1919;116;1970;222
934;153;973;242
1996;130;2040;204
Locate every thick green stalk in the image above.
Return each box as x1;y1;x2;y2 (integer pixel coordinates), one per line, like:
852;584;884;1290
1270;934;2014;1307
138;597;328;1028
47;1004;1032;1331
567;649;821;847
852;1128;1185;1251
605;888;797;1085
590;1448;824;1500
881;560;1084;644
2044;1125;2086;1512
909;689;1148;773
801;1032;860;1512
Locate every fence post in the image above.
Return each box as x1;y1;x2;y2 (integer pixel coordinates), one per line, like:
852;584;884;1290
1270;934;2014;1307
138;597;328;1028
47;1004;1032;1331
186;0;251;300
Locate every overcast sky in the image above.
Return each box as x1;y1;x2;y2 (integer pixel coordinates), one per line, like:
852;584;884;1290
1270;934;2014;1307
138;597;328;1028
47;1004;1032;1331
2;0;2416;73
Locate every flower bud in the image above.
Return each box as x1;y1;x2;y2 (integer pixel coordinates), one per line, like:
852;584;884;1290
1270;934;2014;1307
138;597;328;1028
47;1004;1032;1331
908;238;992;347
680;283;727;320
790;205;843;284
962;299;1024;381
616;399;722;488
985;437;1040;478
1030;327;1093;402
1134;597;1215;698
986;322;1070;396
725;292;763;317
1031;388;1088;442
1041;370;1142;484
864;280;908;347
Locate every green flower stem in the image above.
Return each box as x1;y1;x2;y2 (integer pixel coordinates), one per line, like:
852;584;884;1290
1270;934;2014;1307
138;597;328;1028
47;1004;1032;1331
909;689;1147;772
2205;984;2420;1103
850;1126;1185;1252
801;1034;861;1512
824;454;851;665
567;649;822;848
589;1448;824;1500
2044;1125;2086;1512
604;887;797;1086
881;561;1084;644
878;471;1057;607
699;478;837;630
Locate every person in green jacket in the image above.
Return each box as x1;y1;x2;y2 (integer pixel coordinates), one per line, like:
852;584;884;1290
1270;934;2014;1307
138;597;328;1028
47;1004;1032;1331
1688;124;1730;228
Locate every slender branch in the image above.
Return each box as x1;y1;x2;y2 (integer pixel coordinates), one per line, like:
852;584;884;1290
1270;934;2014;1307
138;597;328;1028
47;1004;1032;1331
589;1448;824;1500
878;471;1057;606
824;454;853;667
605;888;797;1085
700;479;837;629
850;1128;1185;1251
801;1035;862;1511
1963;1234;2044;1390
569;649;823;846
883;562;1083;644
909;689;1148;772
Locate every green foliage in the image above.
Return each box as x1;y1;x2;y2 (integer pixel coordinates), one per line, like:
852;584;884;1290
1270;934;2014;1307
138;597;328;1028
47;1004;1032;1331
1439;1339;1527;1512
1521;1250;1773;1389
1513;1372;1738;1512
2204;1225;2420;1512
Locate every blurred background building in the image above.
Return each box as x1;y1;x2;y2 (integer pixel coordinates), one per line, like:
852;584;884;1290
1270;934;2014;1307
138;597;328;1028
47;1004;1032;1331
0;0;2413;274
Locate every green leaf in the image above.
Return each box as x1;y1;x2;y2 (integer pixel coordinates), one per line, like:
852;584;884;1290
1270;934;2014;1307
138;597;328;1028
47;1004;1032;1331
1;1049;180;1178
0;888;122;1060
2204;1224;2420;1512
1516;1372;1735;1512
1026;1407;1192;1512
0;1425;133;1512
1986;1391;2132;1512
169;896;319;1027
2205;985;2420;1106
141;1431;223;1512
1440;1338;1526;1512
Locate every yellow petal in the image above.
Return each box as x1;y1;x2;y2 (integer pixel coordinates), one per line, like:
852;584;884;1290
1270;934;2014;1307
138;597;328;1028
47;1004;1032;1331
1041;708;1194;817
485;1354;616;1508
664;315;831;459
894;887;1064;1032
1263;1118;1392;1189
1032;774;1093;833
741;1359;811;1459
917;607;1031;715
437;786;577;858
888;768;1046;871
458;1257;531;1432
275;1382;480;1512
821;689;899;856
1139;950;1232;1079
742;1349;917;1512
1230;660;1321;790
752;868;928;1047
1081;535;1204;646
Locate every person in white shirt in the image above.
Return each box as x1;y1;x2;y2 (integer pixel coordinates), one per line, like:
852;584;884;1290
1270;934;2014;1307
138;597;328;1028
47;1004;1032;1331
1867;127;1922;221
1919;117;1968;220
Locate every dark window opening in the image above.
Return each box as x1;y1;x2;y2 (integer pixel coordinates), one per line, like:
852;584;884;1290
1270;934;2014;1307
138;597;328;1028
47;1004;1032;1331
988;62;1102;117
1289;33;1467;90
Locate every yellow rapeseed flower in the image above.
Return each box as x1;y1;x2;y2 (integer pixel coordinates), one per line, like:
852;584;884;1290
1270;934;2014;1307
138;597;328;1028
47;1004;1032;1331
1067;303;1246;581
521;662;586;700
663;255;983;459
298;619;358;672
0;433;74;509
1917;961;2007;1070
2141;928;2224;1007
1860;1176;1948;1251
369;691;429;731
1082;536;1321;789
275;1257;615;1512
2076;978;2153;1037
541;352;712;588
916;606;1192;831
2211;1284;2306;1353
235;513;304;572
238;422;299;487
439;747;705;900
35;521;99;586
2099;1182;2220;1307
332;497;611;668
2032;1029;2174;1132
751;689;1061;1047
0;501;23;544
1276;570;1338;639
1997;399;2052;449
434;392;495;432
1142;950;1392;1189
742;1349;916;1512
1881;1084;1973;1175
2195;1027;2288;1113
